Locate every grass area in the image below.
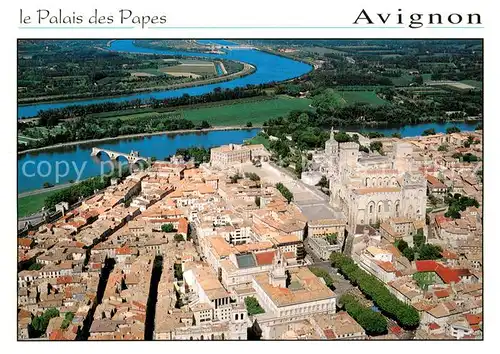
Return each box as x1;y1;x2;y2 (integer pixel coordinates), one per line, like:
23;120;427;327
459;80;482;89
391;74;414;86
244;133;271;148
161;63;216;74
337;90;387;106
180;96;312;125
131;69;165;76
18;136;39;143
89;96;313;127
301;46;347;56
18;189;61;217
422;73;433;82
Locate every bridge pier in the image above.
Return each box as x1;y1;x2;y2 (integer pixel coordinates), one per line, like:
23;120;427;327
90;147;149;165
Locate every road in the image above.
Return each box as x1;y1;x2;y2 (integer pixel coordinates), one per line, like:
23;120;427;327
18;212;45;231
304;240;354;297
18;183;72;198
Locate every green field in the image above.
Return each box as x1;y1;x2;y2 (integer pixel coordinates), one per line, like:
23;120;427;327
96;96;312;126
336;91;387;106
178;96;313;126
459;80;482;89
390;74;414;86
244;134;271;148
18;190;60;217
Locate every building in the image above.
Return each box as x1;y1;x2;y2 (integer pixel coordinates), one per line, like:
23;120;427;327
307;236;340;261
325;129;427;233
252;264;336;324
210;144;270;168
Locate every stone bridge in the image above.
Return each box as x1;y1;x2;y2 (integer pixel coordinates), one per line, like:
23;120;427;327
90;147;149;165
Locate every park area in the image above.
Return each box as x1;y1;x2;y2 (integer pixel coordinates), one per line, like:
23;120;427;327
18;189;60;217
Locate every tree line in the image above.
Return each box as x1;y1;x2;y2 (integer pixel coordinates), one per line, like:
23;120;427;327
330;253;420;329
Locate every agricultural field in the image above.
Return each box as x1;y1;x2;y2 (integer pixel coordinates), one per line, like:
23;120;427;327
86;96;313;127
459;80;482;89
390;74;415;86
159;59;217;77
180;96;313;126
300;46;347;56
336;90;388;106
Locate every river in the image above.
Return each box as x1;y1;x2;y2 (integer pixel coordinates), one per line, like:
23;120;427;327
17;39;313;118
18;129;261;193
17;40;479;193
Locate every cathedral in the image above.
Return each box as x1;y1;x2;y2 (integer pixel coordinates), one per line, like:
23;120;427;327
325;129;427;233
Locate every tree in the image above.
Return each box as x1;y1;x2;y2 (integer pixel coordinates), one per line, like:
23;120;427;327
254;196;261;207
330;253;419;329
316;175;329;189
311;88;343;112
396;240;409;253
174;263;183;280
428;194;442;207
402;247;415;261
446;126;461;134
392;132;402;138
29;308;60;337
161;223;175;233
307;152;313;161
174;234;185;242
310;267;334;289
370;141;383;154
334;131;351;143
413;229;425;249
326;233;338;245
61;312;74;329
230;173;242;184
244;172;261;182
28;263;43;271
246;121;253;127
340;294;387;335
437;144;448;152
199;120;211;129
43;182;54;189
276;182;293;203
422;128;436;136
245;296;265;315
418;244;442;260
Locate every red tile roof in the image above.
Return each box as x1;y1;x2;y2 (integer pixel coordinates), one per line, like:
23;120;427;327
177;217;189;235
376;260;397;273
390;326;402;334
18;238;32;248
49;330;65;341
323;329;337;339
415;260;462;284
116;246;132;255
426;175;446;188
57;276;74;285
464;313;482;326
428;322;441;330
441;249;459;259
434;289;450;298
255;251;276;266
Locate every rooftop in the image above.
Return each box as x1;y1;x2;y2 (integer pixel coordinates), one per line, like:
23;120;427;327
253;267;335;307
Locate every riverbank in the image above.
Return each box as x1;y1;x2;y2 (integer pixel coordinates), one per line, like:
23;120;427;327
18;62;255;106
18;126;259;155
18;40;313;118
